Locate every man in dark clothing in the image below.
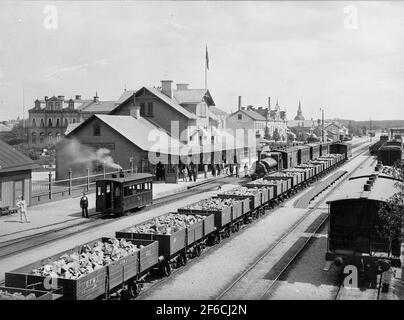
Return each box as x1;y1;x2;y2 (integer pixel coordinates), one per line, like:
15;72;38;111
80;192;89;218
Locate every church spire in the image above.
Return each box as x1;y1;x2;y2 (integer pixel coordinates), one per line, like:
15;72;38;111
294;100;305;120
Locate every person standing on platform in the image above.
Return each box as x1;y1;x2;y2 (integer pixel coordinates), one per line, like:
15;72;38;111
236;163;240;177
244;163;248;177
17;196;29;223
229;164;234;176
204;164;208;179
80;192;89;218
182;167;188;182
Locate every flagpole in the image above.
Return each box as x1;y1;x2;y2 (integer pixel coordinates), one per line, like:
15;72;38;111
205;53;207;90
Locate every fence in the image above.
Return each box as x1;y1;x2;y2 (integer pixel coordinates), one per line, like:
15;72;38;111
30;168;134;205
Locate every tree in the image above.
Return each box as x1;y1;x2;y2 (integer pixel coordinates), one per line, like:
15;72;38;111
0;121;27;145
376;163;404;255
264;126;272;141
272;128;281;142
287;132;295;144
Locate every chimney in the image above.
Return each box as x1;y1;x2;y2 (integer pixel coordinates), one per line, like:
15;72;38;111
238;96;242;111
93;92;99;102
176;83;189;90
129;105;141;119
161;80;173;98
44;96;48;101
75;95;81;100
268;97;271;110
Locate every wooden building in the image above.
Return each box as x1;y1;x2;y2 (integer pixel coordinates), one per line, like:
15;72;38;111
0;140;38;207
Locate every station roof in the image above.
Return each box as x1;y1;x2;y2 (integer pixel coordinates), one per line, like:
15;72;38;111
0;139;39;174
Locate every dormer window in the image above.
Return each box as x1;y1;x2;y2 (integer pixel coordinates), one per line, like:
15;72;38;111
238;114;242;120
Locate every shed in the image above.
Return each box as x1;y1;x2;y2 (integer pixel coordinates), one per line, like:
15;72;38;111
0;140;39;207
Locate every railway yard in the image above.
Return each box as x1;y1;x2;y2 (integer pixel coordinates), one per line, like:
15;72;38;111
0;136;403;301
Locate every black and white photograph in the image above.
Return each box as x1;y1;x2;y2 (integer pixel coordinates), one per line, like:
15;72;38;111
0;0;404;310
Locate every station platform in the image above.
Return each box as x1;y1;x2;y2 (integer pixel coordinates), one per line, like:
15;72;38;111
0;168;250;244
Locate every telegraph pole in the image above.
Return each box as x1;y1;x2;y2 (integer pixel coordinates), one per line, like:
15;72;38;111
320;108;325;143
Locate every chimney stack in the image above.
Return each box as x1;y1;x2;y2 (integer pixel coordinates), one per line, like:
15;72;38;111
176;83;189;90
93;92;99;102
268;97;271;110
161;80;173;98
238;96;242;111
44;96;48;101
129;105;141;119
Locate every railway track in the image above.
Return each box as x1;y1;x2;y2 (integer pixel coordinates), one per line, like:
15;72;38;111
0;175;246;261
215;145;373;300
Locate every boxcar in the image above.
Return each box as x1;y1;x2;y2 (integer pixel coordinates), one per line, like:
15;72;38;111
96;173;153;215
274;147;299;169
294;145;311;164
307;143;321;161
326;165;402;274
378;145;402;166
330;142;352;160
319;142;330;156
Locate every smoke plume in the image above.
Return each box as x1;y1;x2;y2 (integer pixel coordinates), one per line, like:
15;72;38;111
64;139;122;170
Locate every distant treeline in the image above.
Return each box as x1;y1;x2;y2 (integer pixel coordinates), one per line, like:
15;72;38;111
333;119;404;131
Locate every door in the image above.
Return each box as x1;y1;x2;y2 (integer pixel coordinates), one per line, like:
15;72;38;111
14;180;24;205
105;182;112;209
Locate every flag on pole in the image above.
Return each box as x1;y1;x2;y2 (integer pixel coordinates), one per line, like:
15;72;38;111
205;45;209;70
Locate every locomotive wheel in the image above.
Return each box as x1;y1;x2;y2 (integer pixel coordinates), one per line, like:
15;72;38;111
160;261;171;277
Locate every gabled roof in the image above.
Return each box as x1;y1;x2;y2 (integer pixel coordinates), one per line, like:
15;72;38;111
137;87;197;119
79;101;117;113
66;114;186;155
209;105;229;116
0;139;39;173
237;109;266;121
173;89;215;106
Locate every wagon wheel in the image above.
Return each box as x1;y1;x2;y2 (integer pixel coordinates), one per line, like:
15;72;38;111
120;288;131;300
160;261;171;277
176;252;188;267
215;233;221;244
194;245;202;257
128;281;141;298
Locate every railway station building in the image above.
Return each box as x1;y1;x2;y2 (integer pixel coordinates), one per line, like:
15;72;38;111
56;81;244;180
0;139;39;207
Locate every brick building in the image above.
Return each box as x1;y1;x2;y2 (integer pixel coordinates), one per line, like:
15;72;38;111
27;93;117;148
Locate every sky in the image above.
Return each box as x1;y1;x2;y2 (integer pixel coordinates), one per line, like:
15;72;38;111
0;1;403;121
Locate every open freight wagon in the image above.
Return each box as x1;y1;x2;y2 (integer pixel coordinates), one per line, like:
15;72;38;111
5;237;158;300
116;212;216;277
177;197;249;243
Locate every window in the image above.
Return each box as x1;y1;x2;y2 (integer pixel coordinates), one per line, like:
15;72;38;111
189;136;193;141
56;118;60;127
31;132;37;144
147;102;153;117
56;133;61;142
93;124;101;136
32;119;36;127
238;114;242;120
140;102;145;116
64;119;68;127
40;119;45;127
73;119;76;123
48;132;52;143
48;119;52;127
39;133;44;144
211;136;215;144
